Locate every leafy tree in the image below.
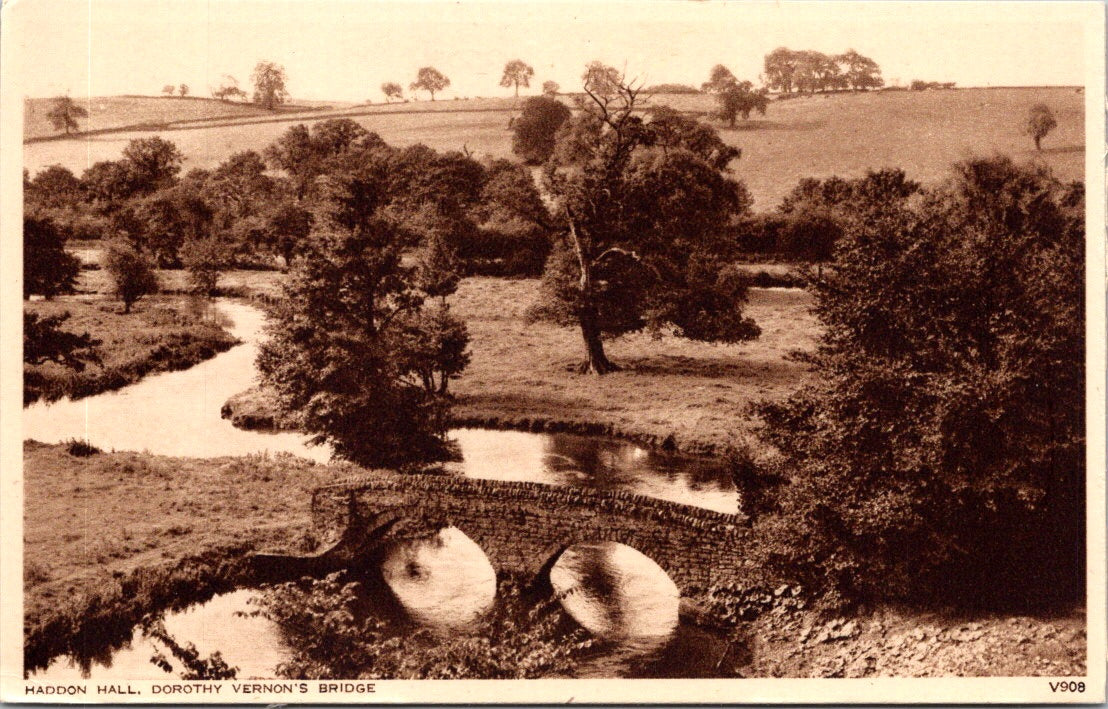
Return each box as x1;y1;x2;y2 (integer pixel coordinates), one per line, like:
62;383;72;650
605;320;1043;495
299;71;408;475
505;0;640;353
510;96;572;164
262;201;313;267
1026;103;1058;151
580;61;623;98
701;64;738;93
131;185;213;266
252;61;289;110
162;84;176;96
178;83;189;97
180;236;231;296
103;241;159;313
758;157;1085;608
26;165;83;210
542;80;560;96
264;119;381;198
716;82;768;128
24;215;80;299
257;165;469;467
410;66;450;101
837;49;883;90
46;96;88;135
534;66;758;374
81;160;140;209
381;82;404;103
763;47;798;94
122;137;183;193
500;59;534;97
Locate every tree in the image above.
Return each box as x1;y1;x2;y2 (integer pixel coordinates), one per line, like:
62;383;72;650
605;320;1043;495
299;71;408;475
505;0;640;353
122;137;183;193
1026;103;1057;150
500;59;534;97
534;66;758;374
178;83;190;97
103;241;159;313
26;165;83;210
837;49;883;90
716;81;768;128
381;81;404;103
82;160;140;208
410;66;450;101
24;215;80;299
180;236;231;296
213;75;247;102
510;96;572;164
701;64;738;93
252;61;289;110
162;84;176;96
758;157;1085;608
256;165;469;468
542;80;560;96
46;96;88;135
763;48;798;94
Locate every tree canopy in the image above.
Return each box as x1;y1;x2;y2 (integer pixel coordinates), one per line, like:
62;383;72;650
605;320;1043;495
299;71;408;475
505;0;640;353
533;64;758;374
1026;103;1058;150
510;96;572;164
251;61;289;110
381;82;404;102
46;96;88;135
499;59;534;97
410;66;450;101
758;157;1085;608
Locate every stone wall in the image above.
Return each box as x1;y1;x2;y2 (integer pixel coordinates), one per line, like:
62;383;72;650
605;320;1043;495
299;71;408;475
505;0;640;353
311;474;752;593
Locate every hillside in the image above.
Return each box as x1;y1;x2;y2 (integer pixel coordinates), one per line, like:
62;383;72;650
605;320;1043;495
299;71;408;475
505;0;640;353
23;87;1084;209
23;95;330;142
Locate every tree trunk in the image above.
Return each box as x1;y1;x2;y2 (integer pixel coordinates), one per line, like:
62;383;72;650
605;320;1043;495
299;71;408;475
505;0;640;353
1034;135;1042;151
568;218;619;375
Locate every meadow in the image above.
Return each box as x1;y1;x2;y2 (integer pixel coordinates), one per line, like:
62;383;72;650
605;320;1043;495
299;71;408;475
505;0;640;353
23;296;239;405
24;87;1085;209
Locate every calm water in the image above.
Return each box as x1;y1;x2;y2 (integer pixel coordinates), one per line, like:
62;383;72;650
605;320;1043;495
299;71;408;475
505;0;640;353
24;300;737;513
26;300;740;679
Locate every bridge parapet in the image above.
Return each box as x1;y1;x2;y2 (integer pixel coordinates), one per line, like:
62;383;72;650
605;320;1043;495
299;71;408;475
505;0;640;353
309;473;752;593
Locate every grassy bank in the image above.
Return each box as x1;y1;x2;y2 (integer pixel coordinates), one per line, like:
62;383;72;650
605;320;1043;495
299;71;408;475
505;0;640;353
23;296;240;406
21;441;366;672
223;278;820;456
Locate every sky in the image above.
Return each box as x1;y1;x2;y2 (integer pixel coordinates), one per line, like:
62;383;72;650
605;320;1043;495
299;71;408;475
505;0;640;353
9;0;1091;102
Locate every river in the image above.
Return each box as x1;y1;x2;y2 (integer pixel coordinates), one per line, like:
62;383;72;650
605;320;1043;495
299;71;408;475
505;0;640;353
26;299;740;679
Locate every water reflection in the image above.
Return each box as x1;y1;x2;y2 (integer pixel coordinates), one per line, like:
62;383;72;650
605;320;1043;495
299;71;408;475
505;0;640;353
379;527;497;629
32;591;284;681
449;429;737;514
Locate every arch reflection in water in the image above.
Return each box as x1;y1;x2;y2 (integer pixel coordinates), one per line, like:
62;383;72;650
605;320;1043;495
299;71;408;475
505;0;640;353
549;542;680;641
379;526;497;629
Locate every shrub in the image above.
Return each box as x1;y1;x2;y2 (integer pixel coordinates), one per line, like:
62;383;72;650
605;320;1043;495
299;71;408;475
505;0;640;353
64;438;102;457
510;96;572;165
757;157;1084;609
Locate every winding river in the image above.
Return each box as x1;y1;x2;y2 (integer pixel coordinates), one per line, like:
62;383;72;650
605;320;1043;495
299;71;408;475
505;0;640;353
26;299;740;680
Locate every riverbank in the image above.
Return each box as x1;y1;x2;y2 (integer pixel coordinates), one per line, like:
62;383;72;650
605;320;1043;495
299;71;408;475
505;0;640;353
222;278;820;456
21;441;366;672
23;296;239;406
24;441;1086;678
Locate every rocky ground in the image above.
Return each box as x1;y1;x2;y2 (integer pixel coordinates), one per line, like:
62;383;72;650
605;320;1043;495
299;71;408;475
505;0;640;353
744;603;1087;677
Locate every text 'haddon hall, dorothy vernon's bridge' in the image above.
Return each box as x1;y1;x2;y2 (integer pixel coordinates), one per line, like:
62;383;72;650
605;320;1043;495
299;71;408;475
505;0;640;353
253;473;751;594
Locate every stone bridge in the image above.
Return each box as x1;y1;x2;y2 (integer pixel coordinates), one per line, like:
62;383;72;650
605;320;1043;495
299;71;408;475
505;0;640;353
256;473;752;594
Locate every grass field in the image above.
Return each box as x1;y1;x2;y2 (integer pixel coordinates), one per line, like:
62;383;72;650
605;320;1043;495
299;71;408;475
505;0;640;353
23;96;339;142
24;296;239;405
24;87;1084;209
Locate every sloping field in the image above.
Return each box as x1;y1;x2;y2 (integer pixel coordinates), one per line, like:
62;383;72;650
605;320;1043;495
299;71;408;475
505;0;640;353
23;87;1084;209
23;95;332;142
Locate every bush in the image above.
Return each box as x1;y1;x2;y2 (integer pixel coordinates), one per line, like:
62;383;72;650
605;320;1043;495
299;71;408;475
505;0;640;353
64;438;102;457
757;157;1084;609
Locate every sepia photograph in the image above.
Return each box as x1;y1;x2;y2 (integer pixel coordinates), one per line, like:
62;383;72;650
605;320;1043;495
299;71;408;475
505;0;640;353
1;0;1104;703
